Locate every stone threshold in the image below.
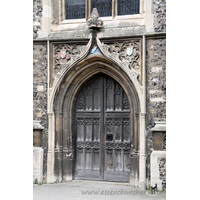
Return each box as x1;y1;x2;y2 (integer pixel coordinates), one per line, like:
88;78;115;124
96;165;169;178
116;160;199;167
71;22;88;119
72;180;130;186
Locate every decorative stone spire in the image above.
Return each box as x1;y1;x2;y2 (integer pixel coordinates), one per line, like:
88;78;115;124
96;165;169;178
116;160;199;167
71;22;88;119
87;8;103;28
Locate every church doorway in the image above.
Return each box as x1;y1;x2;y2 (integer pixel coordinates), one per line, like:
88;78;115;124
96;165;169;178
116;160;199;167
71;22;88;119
74;74;131;182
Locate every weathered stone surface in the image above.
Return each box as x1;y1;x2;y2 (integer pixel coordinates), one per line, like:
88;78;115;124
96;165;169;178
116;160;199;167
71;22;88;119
33;147;44;183
53;43;89;79
100;39;141;83
48;29;92;40
33;44;48;182
32;0;166;186
33;120;44;130
159;157;166;190
146;38;166;186
153;0;166;32
87;8;103;28
97;26;146;39
33;0;43;39
146;38;166;122
150;151;166;190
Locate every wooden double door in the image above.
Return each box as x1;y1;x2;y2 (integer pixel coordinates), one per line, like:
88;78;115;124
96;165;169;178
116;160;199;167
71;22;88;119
74;74;131;182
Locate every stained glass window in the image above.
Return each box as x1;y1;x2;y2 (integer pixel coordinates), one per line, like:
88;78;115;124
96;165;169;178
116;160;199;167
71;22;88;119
91;0;112;17
65;0;85;19
118;0;140;15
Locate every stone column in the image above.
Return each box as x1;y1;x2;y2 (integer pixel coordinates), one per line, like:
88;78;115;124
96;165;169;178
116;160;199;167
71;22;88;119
139;112;146;190
130;151;139;187
62;110;73;182
47;112;56;183
62;147;73;182
130;113;140;187
55;113;63;182
138;35;147;190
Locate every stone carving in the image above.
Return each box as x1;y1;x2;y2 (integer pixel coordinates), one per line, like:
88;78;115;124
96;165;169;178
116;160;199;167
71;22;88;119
97;38;141;83
53;43;88;79
87;8;103;28
109;41;140;70
54;44;78;68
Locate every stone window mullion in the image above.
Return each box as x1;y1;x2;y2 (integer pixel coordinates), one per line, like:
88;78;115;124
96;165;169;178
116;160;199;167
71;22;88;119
62;0;66;21
114;0;118;18
87;0;91;19
62;0;141;20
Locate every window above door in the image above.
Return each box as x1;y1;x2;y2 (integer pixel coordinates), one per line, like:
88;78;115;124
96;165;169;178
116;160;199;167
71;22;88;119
64;0;141;20
50;0;152;32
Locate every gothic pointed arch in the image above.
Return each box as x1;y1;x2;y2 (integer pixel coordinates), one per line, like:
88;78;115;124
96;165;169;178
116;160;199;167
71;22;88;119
51;54;140;184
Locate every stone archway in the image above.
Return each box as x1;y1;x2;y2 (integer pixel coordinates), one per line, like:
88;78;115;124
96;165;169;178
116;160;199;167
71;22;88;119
47;55;141;186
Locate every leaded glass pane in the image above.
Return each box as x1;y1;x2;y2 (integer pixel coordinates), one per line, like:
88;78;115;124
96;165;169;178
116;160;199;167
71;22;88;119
118;0;140;15
91;0;112;17
65;0;85;19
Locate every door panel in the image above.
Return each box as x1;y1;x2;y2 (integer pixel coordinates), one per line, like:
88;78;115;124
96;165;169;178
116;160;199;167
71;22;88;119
74;74;130;182
75;76;103;180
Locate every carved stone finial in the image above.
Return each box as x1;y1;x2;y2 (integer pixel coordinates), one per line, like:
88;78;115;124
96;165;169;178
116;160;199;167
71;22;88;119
87;8;103;28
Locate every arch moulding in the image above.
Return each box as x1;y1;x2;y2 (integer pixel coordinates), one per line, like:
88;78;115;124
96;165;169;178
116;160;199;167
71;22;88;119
47;38;146;189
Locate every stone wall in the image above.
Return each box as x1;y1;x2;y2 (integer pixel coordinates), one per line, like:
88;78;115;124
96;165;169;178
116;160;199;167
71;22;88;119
146;38;166;186
33;0;43;39
153;0;166;32
33;44;48;182
158;157;166;190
